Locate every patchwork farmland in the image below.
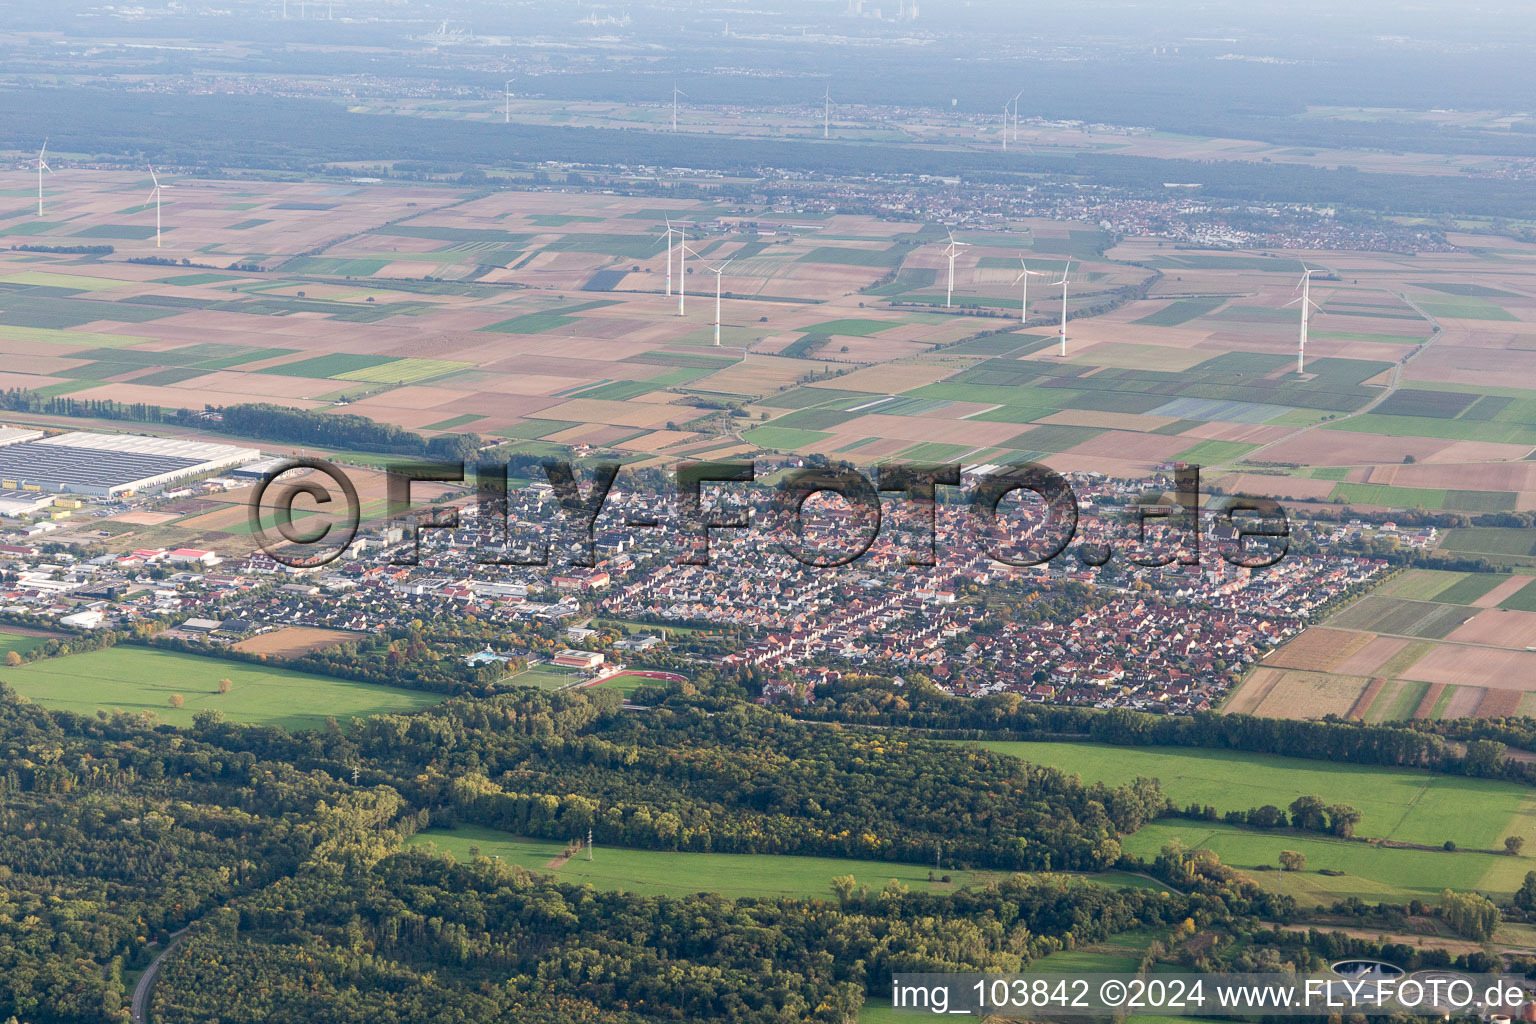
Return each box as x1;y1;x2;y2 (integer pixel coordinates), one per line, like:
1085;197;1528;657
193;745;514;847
1227;569;1536;722
0;172;1531;518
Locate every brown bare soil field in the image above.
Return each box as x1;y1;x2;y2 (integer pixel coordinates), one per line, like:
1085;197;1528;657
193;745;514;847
1414;682;1446;718
1180;422;1290;444
694;356;809;395
233;626;363;658
1255;431;1452;467
615;429;705;453
1332;635;1411;677
1347;677;1386;720
1475;688;1523;719
1064;430;1191;462
112;510;181;526
1474;577;1536;608
1249;669;1369;720
1442;685;1486;719
1067;339;1213;372
828;337;936;363
1267;627;1375;672
816;362;957;394
1036;410;1182;433
1223;666;1287;715
1376;461;1536;491
1447;608;1536;649
543;398;688;429
1406;647;1536;690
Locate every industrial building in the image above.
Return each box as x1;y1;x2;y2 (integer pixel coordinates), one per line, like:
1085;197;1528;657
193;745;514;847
0;430;261;498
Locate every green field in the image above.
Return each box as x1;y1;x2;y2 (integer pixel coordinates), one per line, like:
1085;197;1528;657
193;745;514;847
1132;295;1228;327
1328;482;1448;509
508;665;581;690
410;824;1163;900
1123;821;1528;903
1441;527;1536;558
743;426;835;449
336;357;471;384
0;629;49;657
1501;579;1536;612
1328;594;1478;639
1171;440;1260;465
966;740;1536;852
258;353;397;378
5;646;443;730
803;318;899;336
594;673;660;695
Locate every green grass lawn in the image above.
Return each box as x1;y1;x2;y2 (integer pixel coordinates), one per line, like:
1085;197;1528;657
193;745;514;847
5;646;443;730
1123;821;1529;903
0;630;50;658
411;825;1164;901
964;740;1536;852
508;665;581;690
594;673;659;695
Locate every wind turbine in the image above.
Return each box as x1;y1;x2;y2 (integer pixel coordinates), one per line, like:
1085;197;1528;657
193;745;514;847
504;79;513;123
672;83;685;132
822;85;833;139
677;228;690;316
36;139;53;217
1002;104;1009;150
144;164;167;248
655;216;678;298
1013;257;1045;324
1286;265;1323;374
1054;261;1072;356
1010;90;1024;143
942;230;967;309
708;257;733;347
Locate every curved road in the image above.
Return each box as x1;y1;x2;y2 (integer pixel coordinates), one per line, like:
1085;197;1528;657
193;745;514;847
130;926;189;1024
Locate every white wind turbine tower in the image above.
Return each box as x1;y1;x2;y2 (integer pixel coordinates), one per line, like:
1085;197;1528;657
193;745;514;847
504;80;513;123
1054;260;1073;356
1010;90;1023;143
1001;103;1009;150
708;257;733;347
677;228;690;316
36;139;53;217
672;83;685;132
942;230;967;308
1286;265;1322;374
144;164;168;248
1013;257;1045;324
654;216;679;298
822;86;833;139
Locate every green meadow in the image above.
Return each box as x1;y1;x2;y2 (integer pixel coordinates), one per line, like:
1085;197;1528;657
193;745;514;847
4;646;443;730
410;824;1165;900
1122;821;1530;903
966;740;1536;852
0;630;50;658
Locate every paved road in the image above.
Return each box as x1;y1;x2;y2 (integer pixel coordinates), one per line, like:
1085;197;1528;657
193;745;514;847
130;926;189;1024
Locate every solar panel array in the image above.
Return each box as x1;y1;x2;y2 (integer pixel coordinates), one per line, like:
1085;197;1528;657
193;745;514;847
0;441;205;491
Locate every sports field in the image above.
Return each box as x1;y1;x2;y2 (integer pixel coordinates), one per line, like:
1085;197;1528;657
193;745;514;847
410;824;1164;900
4;646;444;730
967;739;1536;852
